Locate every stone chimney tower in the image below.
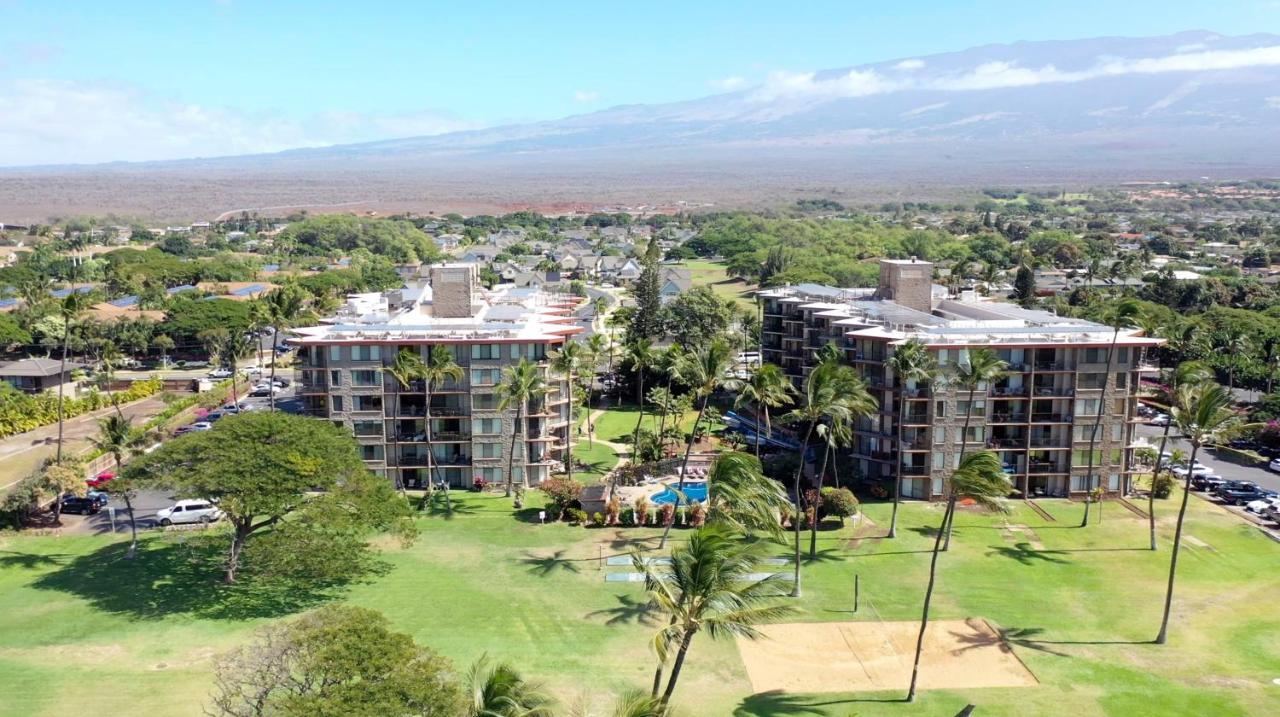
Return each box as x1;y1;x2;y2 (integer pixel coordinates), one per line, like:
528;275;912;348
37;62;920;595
428;264;478;318
876;257;934;313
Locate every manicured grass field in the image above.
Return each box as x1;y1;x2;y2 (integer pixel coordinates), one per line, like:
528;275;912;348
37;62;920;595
680;259;758;311
0;489;1277;716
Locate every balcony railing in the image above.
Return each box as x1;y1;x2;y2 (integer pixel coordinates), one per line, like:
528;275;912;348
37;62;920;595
903;412;929;424
1029;437;1066;448
1028;463;1064;473
991;438;1026;448
990;386;1029;397
1031;413;1071;423
400;455;472;467
1032;386;1073;397
1034;362;1071;371
901;465;929;476
991;413;1028;423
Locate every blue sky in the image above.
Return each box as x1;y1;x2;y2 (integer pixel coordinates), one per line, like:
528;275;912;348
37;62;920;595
1;0;1277;164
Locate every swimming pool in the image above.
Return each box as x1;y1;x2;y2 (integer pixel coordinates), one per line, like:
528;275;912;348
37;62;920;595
650;481;708;505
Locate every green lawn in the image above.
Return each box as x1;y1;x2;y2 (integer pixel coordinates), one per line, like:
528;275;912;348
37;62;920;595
680;259;758;311
0;489;1277;716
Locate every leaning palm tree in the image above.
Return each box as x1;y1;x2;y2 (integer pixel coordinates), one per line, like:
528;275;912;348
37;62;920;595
1081;298;1142;527
89;414;147;559
779;359;862;596
1144;361;1212;550
809;372;873;558
498;357;547;498
734;363;794;458
636;526;795;706
626;339;657;451
653;345;685;454
421;344;465;502
943;348;1008;551
906;450;1012;702
54;293;87;463
1155;381;1236;645
585;332;608;407
705;450;789;537
98;340;128;419
887;339;937;539
383;348;424;498
464;655;556;717
550;340;588;483
261;285;308;410
658;338;733;549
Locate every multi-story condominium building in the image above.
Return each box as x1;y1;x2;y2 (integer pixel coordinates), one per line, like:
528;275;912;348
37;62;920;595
289;264;582;490
760;259;1163;501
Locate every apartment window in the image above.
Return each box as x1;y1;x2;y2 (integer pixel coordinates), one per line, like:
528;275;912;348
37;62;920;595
352;395;382;412
477;467;503;483
932;452;945;470
936;349;949;366
476;442;503;459
1115;373;1127;389
471;368;500;385
1111;424;1124;441
472;418;501;435
351;370;379;386
931;477;944;495
330;370;341;387
957;400;986;418
328;345;343;361
331;395;344;412
359;445;384;461
351;345;381;362
1070;475;1089;491
963;426;985;443
472;344;501;360
1111;449;1124;464
1115;399;1126;415
934;401;947;418
1108;474;1121;490
473;394;499;410
353;421;382;437
1074;399;1100;416
1078;373;1106;390
934;426;946;444
1116;347;1129;365
1072;449;1103;464
1074;425;1099;441
510;343;521;360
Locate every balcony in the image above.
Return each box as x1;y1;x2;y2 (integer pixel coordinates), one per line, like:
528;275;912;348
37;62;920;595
1029;436;1066;448
990;437;1026;449
902;412;929;424
400;454;472;467
298;381;328;394
901;465;930;476
1032;386;1073;397
1028;462;1064;474
990;412;1028;423
1034;362;1071;372
1031;413;1070;423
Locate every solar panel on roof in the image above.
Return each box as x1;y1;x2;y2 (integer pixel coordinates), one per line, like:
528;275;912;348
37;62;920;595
230;283;265;297
108;295;139;308
0;299;18;308
166;284;197;295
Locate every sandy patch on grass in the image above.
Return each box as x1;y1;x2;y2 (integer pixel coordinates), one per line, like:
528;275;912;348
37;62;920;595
0;643;128;666
736;618;1037;694
1184;535;1210;549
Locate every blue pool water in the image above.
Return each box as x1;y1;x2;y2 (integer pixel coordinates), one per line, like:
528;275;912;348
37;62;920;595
651;482;708;505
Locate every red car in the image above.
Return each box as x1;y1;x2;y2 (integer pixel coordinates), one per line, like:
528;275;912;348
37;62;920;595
86;471;115;489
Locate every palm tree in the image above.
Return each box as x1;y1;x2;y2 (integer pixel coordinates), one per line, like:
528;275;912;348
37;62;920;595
591;295;608;326
383;348;423;498
464;655;555;717
809;373;872;558
626;339;657;451
944;348;1008;550
887;339;937;539
421;344;465;500
98;341;127;419
498;357;547;498
734;363;794;458
780;359;862;596
261;285;307;410
636;526;794;706
152;334;175;370
1144;361;1212;550
705;450;789;537
89;414;146;558
1155;381;1235;645
585;332;608;407
906;450;1012;702
550;340;587;483
1081;298;1142;528
1222;331;1252;394
54;293;86;463
658;338;733;549
653;345;684;455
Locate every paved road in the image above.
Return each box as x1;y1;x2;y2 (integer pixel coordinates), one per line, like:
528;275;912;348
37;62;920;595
1134;423;1280;493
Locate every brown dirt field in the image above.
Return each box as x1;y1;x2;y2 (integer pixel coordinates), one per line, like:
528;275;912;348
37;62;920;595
735;618;1037;694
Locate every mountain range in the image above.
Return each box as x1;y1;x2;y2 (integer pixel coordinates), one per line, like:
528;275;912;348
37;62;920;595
3;30;1279;221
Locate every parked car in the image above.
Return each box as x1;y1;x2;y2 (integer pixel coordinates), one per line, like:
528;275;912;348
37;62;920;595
85;471;115;489
1189;473;1226;491
1218;484;1272;506
1150;413;1171;426
60;494;101;515
1171;462;1213;478
221;402;252;413
86;490;110;507
249;384;282;397
175;421;213;436
1245;496;1280;514
208;368;233;379
1269;457;1280;473
156;499;223;526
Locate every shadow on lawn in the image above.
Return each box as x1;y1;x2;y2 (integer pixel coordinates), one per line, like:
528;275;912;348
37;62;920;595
0;550;70;570
735;690;905;716
588;593;660;627
986;542;1072;565
961;625;1154;656
32;535;375;621
519;549;582;576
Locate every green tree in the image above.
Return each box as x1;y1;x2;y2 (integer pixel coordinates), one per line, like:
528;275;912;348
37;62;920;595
636;526;794;706
498;358;547;499
464;655;555;717
421;345;466;502
1156;382;1236;645
54;293;87;463
383;349;423;498
1144;361;1212;550
887;339;937;538
88;414;148;557
1081;299;1142;527
1012;262;1036;306
944;348;1008;550
127;411;413;583
261;285;308;410
704;450;788;537
151;333;175;368
734;363;794;459
630;246;664;340
906;451;1011;702
550;341;588;484
209;604;461;717
625;339;657;452
659;338;733;549
661;286;733;347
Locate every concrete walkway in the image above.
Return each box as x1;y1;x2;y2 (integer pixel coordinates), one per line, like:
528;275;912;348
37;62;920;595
584;408;631;476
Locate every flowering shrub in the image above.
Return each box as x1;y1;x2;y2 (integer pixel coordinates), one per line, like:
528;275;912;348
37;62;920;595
471;476;488;492
539;478;583;520
0;378;164;439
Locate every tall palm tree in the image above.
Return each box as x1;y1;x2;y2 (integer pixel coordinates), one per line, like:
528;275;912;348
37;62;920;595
550;340;587;483
54;293;86;463
1081;298;1142;527
734;363;794;458
906;450;1011;702
658;338;733;549
585;332;608;407
498;357;547;498
464;655;555;717
705;450;789;537
1144;361;1212;550
654;345;684;455
1155;381;1235;645
944;348;1008;551
421;344;465;500
779;359;862;596
636;526;794;706
261;285;307;410
626;339;657;451
809;372;872;558
383;348;423;498
98;341;127;419
887;339;937;539
89;414;146;559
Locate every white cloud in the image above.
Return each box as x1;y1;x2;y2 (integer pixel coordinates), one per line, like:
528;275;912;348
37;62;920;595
573;90;600;103
894;59;925;70
1145;80;1201;113
708;76;748;91
900;101;948;117
750;44;1280;103
1267;96;1280;109
0;78;478;166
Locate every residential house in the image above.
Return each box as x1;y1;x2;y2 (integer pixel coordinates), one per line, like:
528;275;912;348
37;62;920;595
0;358;85;395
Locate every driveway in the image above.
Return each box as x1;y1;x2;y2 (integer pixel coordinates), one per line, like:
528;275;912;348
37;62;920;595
1134;423;1280;493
